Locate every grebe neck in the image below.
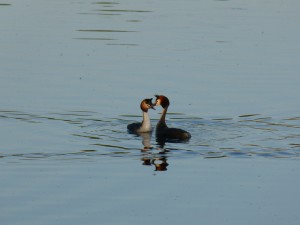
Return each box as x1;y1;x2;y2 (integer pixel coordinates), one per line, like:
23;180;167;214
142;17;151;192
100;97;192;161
140;111;152;132
157;106;168;129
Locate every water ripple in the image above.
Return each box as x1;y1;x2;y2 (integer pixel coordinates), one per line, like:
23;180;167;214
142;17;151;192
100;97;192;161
0;110;300;166
75;1;151;45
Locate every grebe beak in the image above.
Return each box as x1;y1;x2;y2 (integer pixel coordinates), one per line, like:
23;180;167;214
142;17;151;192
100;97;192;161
148;98;156;110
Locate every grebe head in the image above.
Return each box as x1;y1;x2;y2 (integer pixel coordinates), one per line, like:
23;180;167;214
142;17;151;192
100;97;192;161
154;95;170;108
140;98;155;112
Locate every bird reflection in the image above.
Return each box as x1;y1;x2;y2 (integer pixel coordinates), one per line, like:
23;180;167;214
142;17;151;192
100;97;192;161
152;157;169;171
139;132;153;151
156;135;189;147
137;132;169;171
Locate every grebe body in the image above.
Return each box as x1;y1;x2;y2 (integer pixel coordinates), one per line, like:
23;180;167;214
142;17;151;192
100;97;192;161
154;95;191;141
127;98;155;133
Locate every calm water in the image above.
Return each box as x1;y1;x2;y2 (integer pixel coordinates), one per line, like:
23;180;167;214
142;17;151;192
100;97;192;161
1;0;300;224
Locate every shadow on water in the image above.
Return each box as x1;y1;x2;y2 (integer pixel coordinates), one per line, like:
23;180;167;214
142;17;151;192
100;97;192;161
75;1;151;45
1;110;300;168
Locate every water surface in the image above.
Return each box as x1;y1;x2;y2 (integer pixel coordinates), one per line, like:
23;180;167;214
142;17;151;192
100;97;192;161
1;110;299;164
1;0;300;225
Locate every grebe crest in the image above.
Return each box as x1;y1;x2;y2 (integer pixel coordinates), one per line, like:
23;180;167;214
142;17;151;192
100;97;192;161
154;95;170;109
127;98;155;134
140;98;155;112
154;95;191;141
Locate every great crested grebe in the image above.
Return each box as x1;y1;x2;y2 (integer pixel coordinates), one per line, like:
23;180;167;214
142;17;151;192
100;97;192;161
154;95;191;141
127;98;155;133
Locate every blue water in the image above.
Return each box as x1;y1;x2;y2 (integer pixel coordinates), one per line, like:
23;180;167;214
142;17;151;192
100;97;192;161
1;0;300;224
1;111;300;161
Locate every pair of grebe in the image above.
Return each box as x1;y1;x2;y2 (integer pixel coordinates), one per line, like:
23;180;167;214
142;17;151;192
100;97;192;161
127;95;191;141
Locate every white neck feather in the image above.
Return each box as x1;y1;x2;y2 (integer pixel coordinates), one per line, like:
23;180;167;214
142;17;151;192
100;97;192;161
138;111;152;132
